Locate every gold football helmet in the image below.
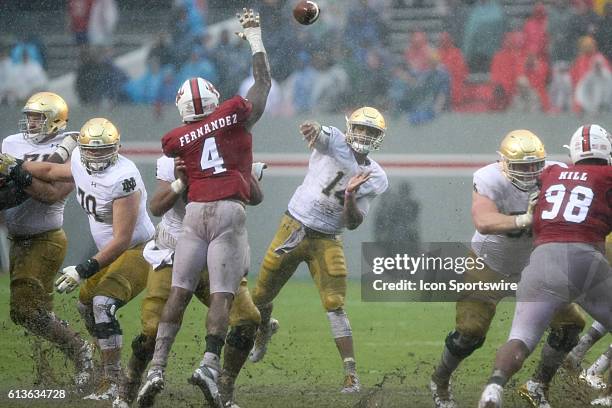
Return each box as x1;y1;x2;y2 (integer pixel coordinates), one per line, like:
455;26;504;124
78;118;120;172
498;129;546;191
345;107;386;154
19;92;69;144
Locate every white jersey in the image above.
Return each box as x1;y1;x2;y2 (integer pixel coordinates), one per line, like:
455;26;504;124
2;132;68;236
142;155;185;269
71;149;154;251
288;126;388;234
471;161;565;276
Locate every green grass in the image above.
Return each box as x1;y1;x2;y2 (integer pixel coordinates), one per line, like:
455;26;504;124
0;274;608;407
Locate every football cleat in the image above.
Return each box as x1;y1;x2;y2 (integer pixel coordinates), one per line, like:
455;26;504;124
429;379;458;408
74;341;94;393
581;370;608;390
137;368;164;407
189;365;224;408
249;318;279;363
592;394;612;406
517;380;551;408
341;373;361;393
83;378;118;401
478;383;503;408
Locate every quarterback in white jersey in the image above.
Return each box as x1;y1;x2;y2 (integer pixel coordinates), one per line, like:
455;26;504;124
429;130;586;408
4;117;154;401
0;92;93;391
249;107;388;394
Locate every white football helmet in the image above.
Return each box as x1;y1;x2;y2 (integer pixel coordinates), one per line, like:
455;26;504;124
565;124;611;164
175;77;220;123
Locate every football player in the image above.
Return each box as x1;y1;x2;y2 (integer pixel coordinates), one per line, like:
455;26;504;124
430;130;586;408
137;8;271;408
563;234;612;383
117;156;265;408
0;117;155;401
478;124;612;408
248;107;389;393
0;92;93;391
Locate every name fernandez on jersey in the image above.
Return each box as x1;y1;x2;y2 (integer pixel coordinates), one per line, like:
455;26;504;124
178;113;239;147
162;95;254;203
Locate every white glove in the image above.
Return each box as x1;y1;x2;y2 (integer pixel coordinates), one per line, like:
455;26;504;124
55;265;82;293
251;162;267;181
235;8;265;55
514;213;532;229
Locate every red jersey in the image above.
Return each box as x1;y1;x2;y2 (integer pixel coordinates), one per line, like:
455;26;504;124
162;96;253;203
534;164;611;246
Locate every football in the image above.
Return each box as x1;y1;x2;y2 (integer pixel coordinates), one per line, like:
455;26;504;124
293;0;320;25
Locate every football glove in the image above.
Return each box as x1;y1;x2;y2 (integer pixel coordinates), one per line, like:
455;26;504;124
55;265;82;293
251;162;267;181
235;8;264;55
0;153;19;177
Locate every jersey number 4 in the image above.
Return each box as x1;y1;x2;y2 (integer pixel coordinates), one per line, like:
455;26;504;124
200;137;226;174
541;184;593;223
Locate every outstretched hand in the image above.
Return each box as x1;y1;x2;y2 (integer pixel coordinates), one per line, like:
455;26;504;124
346;171;371;194
299;121;322;149
235;8;261;40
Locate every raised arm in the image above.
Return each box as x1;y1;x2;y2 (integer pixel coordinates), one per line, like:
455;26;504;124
236;8;271;130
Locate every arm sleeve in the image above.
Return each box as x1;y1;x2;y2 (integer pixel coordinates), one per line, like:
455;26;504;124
161;131;179;158
228;95;253;123
155;156;175;182
111;169;144;199
312;126;332;153
472;168;499;202
355;194;376;218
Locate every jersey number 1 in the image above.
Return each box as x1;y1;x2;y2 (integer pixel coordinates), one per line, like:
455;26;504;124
200;137;226;174
541;184;594;223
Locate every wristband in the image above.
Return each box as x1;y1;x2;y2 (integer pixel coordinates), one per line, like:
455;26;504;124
345;190;355;199
244;27;266;55
170;178;186;194
514;213;532;229
55;135;79;161
75;258;100;279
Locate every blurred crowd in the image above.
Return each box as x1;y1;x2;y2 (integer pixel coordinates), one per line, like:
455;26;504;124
1;0;611;124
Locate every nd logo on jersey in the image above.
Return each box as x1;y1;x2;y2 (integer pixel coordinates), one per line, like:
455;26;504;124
122;177;136;193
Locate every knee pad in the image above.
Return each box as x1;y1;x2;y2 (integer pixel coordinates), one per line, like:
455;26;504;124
323;294;345;311
547;325;582;353
327;309;352;338
445;330;485;359
226;325;257;352
92;296;123;340
131;334;155;361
